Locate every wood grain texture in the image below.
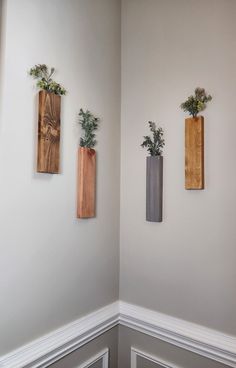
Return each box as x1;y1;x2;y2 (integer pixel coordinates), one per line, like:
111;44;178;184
185;116;204;189
77;147;96;218
37;90;61;173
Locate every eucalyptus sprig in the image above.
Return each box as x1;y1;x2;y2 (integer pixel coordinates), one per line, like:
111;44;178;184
29;64;66;96
141;121;165;156
78;109;100;149
180;87;212;117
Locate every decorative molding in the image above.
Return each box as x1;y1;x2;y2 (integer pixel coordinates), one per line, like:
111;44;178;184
78;348;109;368
120;301;236;368
131;347;176;368
0;302;119;368
1;301;236;368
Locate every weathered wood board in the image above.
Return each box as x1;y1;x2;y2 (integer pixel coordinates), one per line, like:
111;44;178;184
77;147;96;218
185;116;204;189
37;90;61;173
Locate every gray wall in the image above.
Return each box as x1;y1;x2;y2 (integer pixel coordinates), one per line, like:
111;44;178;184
120;0;236;335
118;326;229;368
90;361;103;368
137;357;163;368
137;356;163;368
0;0;120;355
49;327;118;368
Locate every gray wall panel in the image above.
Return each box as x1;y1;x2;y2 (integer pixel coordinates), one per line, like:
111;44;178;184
137;356;164;368
118;326;229;368
90;360;103;368
49;327;118;368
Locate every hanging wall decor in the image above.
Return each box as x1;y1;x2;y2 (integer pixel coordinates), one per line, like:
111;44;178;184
141;121;165;222
77;109;100;218
180;88;212;190
29;64;66;174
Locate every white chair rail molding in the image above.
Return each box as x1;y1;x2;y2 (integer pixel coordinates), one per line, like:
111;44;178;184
0;301;236;368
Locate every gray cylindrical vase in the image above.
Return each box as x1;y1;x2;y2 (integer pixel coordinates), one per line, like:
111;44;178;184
146;155;163;222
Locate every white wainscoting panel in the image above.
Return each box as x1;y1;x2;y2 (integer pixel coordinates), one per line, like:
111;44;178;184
1;301;236;368
77;348;109;368
120;301;236;368
131;347;177;368
0;302;119;368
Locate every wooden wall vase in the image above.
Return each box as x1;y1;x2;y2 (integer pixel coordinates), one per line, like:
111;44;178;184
77;147;96;218
185;116;204;190
37;90;61;174
146;156;163;222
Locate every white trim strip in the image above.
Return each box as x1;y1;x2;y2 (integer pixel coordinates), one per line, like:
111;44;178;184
131;347;178;368
120;302;236;368
1;301;236;368
0;302;119;368
77;348;109;368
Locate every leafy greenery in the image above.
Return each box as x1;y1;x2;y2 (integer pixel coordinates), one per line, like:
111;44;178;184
29;64;66;95
180;87;212;117
78;108;100;148
141;121;165;156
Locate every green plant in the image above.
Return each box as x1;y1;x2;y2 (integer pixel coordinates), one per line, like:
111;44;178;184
141;121;165;156
180;87;212;117
29;64;66;95
78;108;100;148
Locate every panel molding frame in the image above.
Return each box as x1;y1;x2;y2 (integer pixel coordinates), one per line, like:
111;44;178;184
1;301;236;368
120;302;236;368
131;347;177;368
0;302;119;368
78;348;109;368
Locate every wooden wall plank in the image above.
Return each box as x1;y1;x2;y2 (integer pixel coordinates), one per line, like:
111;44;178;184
185;116;204;190
146;156;163;222
77;147;96;218
37;91;61;174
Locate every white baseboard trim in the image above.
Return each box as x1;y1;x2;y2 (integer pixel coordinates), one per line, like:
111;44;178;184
78;348;109;368
131;347;177;368
1;301;236;368
120;301;236;368
0;302;119;368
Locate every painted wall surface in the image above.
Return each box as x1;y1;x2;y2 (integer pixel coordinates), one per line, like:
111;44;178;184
120;0;236;335
118;326;229;368
0;0;120;355
89;361;103;368
137;357;163;368
49;327;118;368
90;361;103;368
1;0;236;365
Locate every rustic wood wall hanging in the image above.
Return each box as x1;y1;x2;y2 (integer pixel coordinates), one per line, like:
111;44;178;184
37;90;61;174
77;147;96;218
77;109;99;219
146;156;163;222
29;64;66;174
180;88;212;190
141;121;165;222
185;116;204;189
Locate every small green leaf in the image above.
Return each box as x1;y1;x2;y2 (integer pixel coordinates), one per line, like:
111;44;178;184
141;122;165;156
